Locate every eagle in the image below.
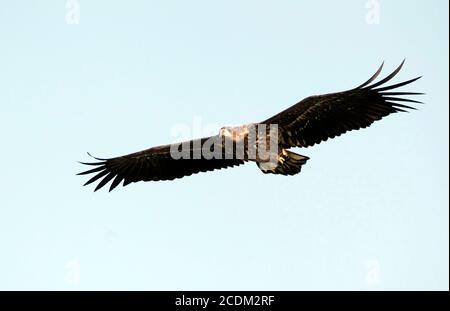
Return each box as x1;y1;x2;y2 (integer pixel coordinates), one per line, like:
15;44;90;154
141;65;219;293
78;61;423;192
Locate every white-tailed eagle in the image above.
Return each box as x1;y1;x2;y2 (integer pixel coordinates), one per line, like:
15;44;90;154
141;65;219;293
79;61;423;191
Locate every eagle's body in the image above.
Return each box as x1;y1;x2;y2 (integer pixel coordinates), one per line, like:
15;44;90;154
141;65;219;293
79;61;423;191
218;123;309;174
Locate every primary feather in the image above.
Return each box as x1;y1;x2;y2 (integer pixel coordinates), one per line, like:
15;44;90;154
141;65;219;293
262;60;423;148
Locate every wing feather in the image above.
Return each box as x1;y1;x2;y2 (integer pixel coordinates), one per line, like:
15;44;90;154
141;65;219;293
262;61;423;148
78;136;245;191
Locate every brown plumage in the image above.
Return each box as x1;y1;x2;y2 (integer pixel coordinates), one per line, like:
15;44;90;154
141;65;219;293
262;60;422;148
78;61;423;191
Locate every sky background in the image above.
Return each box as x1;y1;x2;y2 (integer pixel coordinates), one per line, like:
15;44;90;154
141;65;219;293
0;0;448;290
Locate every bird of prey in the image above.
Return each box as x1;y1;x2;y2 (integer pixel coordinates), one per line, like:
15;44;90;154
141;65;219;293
78;61;423;192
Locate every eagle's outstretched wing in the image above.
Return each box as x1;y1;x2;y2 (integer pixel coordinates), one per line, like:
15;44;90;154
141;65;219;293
78;136;244;192
262;60;423;148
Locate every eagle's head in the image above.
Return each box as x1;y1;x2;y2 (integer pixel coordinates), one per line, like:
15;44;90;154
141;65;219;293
219;126;234;139
219;125;251;141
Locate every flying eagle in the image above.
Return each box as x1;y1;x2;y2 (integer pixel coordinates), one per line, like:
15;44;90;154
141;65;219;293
78;61;423;192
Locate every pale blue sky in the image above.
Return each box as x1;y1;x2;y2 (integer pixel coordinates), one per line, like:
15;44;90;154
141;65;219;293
0;0;448;290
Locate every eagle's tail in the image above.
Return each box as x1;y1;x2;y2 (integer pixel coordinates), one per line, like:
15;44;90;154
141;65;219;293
257;150;309;176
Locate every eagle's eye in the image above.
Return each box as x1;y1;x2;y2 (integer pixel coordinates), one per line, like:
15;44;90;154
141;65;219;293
219;127;231;137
